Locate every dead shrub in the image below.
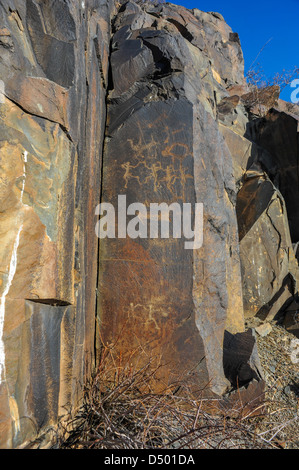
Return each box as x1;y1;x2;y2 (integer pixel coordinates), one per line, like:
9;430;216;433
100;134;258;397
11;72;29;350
53;344;288;449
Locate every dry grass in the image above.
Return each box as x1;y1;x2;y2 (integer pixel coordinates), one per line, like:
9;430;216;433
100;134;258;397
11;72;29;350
53;344;294;450
246;64;299;92
243;63;299;117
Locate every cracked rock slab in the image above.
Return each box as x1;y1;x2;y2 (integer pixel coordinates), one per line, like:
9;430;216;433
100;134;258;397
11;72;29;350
237;174;299;319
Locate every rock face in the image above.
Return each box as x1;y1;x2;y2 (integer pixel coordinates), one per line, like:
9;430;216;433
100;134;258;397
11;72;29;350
0;0;298;449
98;1;261;399
237;172;299;319
239;105;299;320
0;0;113;448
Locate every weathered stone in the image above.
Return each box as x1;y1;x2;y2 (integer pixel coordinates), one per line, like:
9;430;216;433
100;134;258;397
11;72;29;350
245;108;299;242
0;0;113;448
241;85;280;117
236;173;299;319
191;8;246;87
218;125;253;190
282;300;299;338
220;328;265;417
223;329;263;388
276;98;299;117
97;1;262;400
225;93;299;325
227;83;250;97
26;0;76;88
255;323;272;337
293;242;299;262
4;0;297;449
217;95;240;116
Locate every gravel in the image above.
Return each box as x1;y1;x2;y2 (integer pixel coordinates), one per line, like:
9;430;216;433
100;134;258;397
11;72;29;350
246;317;299;449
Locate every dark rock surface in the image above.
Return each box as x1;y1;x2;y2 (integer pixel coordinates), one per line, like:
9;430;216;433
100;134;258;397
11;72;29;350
236;173;299;319
98;0;259;401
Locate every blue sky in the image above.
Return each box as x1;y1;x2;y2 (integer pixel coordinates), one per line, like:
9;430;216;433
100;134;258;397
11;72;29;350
170;0;299;102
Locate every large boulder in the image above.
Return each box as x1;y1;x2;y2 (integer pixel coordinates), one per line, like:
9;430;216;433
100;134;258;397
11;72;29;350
236;170;299;319
98;1;262;399
218;82;299;324
245;108;299;242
